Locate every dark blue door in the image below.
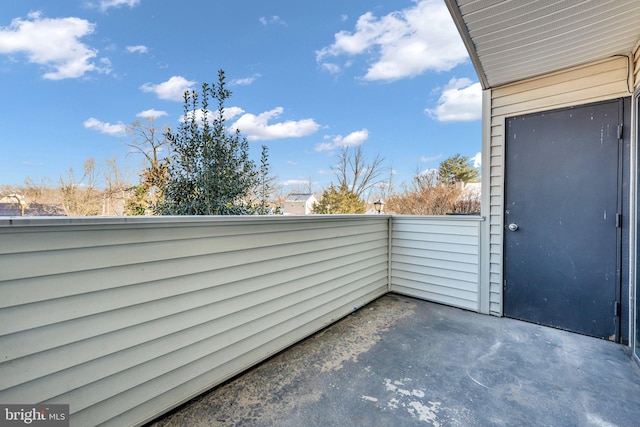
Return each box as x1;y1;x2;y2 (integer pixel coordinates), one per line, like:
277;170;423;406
504;100;622;340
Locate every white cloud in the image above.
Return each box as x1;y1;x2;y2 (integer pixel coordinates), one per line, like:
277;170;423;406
126;45;148;54
136;109;167;119
259;16;286;26
231;73;261;86
321;62;341;74
99;0;140;12
426;77;482;122
140;76;196;101
231;107;320;141
223;107;246;121
281;179;312;186
0;12;109;80
473;152;481;168
317;0;467;81
314;129;369;152
83;117;126;136
419;154;442;163
180;107;245;126
419;168;439;176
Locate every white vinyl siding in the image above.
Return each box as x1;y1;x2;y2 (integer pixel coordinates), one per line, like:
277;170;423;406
634;43;640;90
485;56;632;316
0;216;388;427
0;214;485;426
390;216;481;311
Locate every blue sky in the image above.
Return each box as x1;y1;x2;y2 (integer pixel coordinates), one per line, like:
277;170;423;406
0;0;482;196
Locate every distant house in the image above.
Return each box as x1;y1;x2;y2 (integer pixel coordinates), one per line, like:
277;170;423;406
460;182;481;200
282;193;317;215
0;193;66;216
0;202;66;217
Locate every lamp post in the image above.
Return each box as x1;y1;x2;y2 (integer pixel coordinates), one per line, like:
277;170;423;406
373;199;384;214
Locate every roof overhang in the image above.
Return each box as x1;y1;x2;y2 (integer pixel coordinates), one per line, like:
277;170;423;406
444;0;640;89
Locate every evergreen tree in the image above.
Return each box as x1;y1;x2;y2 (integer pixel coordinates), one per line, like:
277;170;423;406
312;183;366;214
256;145;272;214
156;70;260;215
438;153;479;185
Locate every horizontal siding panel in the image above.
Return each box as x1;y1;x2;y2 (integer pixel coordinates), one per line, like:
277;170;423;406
1;237;387;333
490;243;502;257
489;262;502;274
393;231;477;247
0;218;374;255
1;252;389;386
392;259;477;284
489;153;502;166
493;81;627;117
634;46;640;89
490;224;502;234
0;222;385;282
392;267;477;293
392;240;478;258
392;248;478;268
489;232;503;244
492;66;627;110
490;303;501;316
391;218;480;228
390;217;480;312
2;248;387;358
7;272;387;410
0;232;386;311
392;280;476;305
0;216;389;426
393;284;477;311
392;248;477;267
490;175;503;186
489;186;501;197
490;274;501;288
70;282;387;427
490;291;502;304
490;165;502;178
90;287;390;427
492;57;627;98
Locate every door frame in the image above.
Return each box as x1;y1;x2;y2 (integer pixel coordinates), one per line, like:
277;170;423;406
502;99;626;341
633;88;640;362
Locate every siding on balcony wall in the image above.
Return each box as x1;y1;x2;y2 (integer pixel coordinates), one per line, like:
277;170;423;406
390;216;481;312
634;44;640;89
487;56;632;317
0;216;388;427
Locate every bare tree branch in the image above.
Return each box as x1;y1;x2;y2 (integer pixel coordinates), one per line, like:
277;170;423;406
332;146;386;199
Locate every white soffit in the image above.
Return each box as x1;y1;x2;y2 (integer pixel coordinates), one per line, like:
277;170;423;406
445;0;640;89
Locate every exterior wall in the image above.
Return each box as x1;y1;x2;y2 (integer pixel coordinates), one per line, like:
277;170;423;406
283;201;306;215
632;43;640;354
485;56;634;316
282;195;317;215
305;198;317;214
634;43;640;90
390;216;482;311
0;216;389;426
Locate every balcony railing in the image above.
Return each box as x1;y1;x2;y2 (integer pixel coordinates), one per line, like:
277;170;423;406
0;214;482;426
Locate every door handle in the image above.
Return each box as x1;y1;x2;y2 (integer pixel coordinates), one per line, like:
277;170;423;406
508;223;519;232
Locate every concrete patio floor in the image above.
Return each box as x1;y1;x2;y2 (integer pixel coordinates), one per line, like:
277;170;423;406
148;294;640;426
